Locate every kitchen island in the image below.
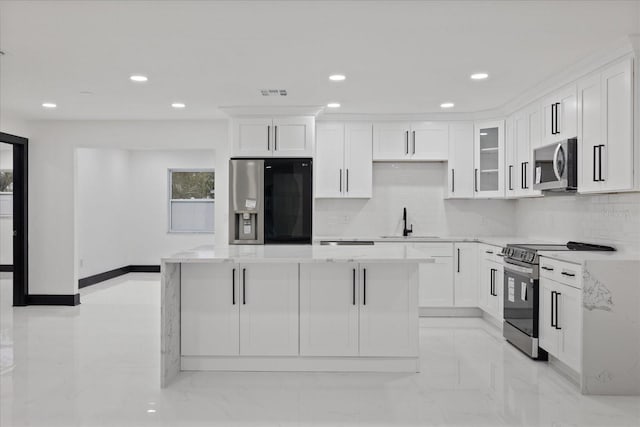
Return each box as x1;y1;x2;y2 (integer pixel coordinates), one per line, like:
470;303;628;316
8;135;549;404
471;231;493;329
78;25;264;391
161;244;434;387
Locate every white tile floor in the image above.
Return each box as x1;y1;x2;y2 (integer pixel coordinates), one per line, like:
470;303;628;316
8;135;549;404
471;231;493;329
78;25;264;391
1;272;639;426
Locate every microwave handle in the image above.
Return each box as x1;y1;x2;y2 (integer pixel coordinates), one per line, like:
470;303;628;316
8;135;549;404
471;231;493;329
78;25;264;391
552;143;563;181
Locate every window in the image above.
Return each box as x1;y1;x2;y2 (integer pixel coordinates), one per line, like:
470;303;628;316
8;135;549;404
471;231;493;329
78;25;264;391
168;169;215;233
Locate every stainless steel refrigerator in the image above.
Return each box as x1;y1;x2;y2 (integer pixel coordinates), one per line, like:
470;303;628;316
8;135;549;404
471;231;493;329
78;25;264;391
229;158;312;244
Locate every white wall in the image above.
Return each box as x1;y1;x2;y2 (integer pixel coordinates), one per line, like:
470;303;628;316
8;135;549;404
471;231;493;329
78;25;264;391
0;143;13;265
127;150;216;265
76;148;131;277
26;120;228;296
314;162;517;238
516;192;640;253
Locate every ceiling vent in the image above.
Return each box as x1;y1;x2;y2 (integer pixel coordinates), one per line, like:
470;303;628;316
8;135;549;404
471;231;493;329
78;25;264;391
261;89;287;96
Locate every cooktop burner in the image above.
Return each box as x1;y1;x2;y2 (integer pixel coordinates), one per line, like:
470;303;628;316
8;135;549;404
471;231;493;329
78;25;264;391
502;241;615;264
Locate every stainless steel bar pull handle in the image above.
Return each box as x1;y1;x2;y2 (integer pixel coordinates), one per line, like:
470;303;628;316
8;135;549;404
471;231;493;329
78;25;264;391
242;268;246;305
232;268;236;305
474;169;478;192
451;169;455;193
508;165;513;191
274;126;278;151
352;268;356;306
346;169;349;193
412;131;416;154
405;131;409;155
554;292;561;330
363;268;367;305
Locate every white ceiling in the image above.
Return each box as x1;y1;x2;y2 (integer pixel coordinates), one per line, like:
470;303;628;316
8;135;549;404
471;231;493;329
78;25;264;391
1;0;638;120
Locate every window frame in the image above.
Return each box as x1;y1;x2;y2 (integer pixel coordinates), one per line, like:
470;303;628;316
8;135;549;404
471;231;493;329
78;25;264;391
167;168;215;234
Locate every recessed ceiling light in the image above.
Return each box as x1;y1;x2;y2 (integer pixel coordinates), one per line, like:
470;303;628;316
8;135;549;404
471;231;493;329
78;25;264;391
146;409;156;414
130;75;148;82
42;102;57;108
171;102;186;109
440;102;454;109
470;73;489;80
329;74;346;81
327;102;341;108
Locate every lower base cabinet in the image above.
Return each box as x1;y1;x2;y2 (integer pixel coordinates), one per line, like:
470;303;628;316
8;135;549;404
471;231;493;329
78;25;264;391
418;257;454;307
299;263;359;356
239;263;299;356
181;263;239;356
359;263;419;357
539;277;582;373
478;252;503;322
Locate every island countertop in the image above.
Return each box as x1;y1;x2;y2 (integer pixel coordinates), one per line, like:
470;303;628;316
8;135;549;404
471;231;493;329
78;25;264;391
162;244;436;264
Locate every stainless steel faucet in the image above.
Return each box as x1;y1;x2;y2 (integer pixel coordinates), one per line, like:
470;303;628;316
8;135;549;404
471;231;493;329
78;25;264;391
402;207;413;237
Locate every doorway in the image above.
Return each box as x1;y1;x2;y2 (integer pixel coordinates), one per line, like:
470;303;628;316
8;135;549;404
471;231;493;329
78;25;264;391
0;132;28;306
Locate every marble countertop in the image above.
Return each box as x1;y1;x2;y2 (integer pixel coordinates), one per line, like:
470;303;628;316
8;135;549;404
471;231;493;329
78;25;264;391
314;235;551;248
538;250;640;265
163;244;437;263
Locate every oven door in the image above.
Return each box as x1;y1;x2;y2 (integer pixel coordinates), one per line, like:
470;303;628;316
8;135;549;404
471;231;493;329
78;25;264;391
503;261;538;338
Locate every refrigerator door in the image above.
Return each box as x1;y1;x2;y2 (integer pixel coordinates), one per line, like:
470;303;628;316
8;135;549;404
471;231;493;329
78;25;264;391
264;158;312;244
229;159;264;244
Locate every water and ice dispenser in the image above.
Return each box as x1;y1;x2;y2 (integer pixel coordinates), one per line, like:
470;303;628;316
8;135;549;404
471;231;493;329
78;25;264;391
229;159;264;244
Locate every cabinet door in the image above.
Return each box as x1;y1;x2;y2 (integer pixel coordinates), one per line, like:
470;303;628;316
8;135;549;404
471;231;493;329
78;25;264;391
474;120;505;198
315;123;345;198
538;279;559;355
447;122;475;198
577;73;603;193
181;263;239;356
478;258;490;311
505;116;517;198
485;261;501;320
514;111;531;197
273;117;314;157
526;105;543;197
495;263;504;322
359;263;418;357
418;256;453;307
239;263;299;356
557;85;578;140
454;243;478;307
600;58;633;192
300;263;359;356
344;123;373;198
558;284;582;373
233;118;273;157
411;122;448;160
542;101;555;146
373;122;411;160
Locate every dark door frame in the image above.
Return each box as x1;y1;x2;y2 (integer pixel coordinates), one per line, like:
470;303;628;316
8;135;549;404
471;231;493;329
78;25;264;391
0;132;28;306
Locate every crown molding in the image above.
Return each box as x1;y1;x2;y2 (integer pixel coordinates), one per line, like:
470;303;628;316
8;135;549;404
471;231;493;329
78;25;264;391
219;105;324;118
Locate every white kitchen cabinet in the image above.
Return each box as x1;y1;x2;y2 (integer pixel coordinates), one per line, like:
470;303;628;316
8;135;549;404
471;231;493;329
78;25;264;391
239;263;299;356
542;84;577;145
231;116;314;157
505;115;517;198
359;263;418;357
453;243;478;307
299;263;359;356
315;122;372;198
478;244;503;321
474;120;505;198
507;107;541;199
181;263;239;356
578;57;634;194
373;121;448;161
418;256;454;307
447;121;475;198
539;275;582;373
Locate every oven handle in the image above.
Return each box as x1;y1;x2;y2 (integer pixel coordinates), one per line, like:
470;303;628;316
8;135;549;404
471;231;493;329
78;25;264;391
503;261;534;276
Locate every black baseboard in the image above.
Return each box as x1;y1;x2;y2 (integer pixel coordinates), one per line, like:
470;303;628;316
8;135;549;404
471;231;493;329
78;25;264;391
78;265;161;288
27;293;80;306
0;264;13;272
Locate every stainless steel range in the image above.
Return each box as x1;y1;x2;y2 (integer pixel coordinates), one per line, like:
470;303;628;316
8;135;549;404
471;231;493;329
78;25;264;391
501;241;614;359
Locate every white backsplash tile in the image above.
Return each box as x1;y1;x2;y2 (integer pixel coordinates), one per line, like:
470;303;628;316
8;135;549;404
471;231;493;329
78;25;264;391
314;163;517;238
516;192;640;253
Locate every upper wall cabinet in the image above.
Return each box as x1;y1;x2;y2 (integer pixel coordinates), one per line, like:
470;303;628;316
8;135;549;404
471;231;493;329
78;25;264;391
474;120;505;198
578;57;634;194
542;84;577;145
231;116;314;157
315;122;373;198
373;122;448;161
506;105;542;199
446;122;475;199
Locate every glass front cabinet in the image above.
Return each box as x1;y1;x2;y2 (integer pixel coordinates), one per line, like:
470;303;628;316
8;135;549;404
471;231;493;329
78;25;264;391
474;120;505;198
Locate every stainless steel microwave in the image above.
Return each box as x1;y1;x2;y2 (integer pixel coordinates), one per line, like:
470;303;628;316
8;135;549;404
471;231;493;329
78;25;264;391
533;138;578;192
